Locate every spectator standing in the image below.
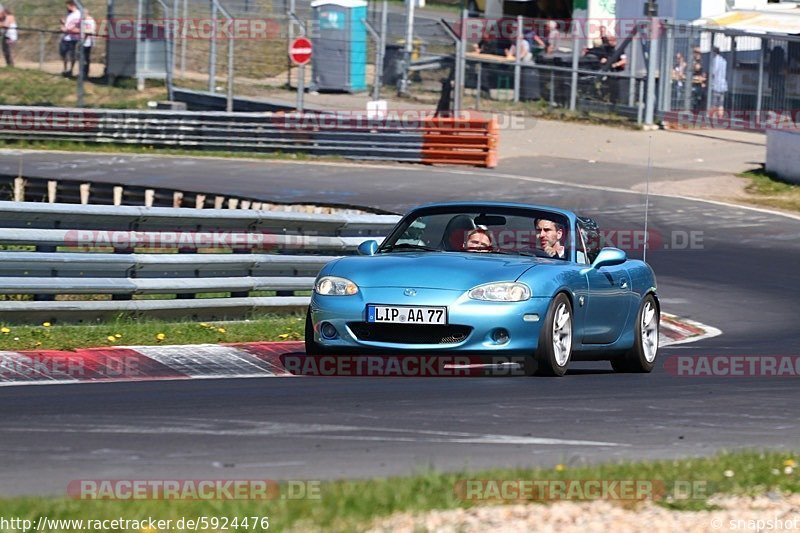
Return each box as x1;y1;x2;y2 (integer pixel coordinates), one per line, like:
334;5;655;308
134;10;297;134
691;46;707;111
710;46;728;118
81;9;96;79
672;51;687;100
60;0;81;77
545;20;564;54
0;5;17;67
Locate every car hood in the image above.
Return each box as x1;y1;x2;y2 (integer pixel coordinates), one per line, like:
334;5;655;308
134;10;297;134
328;253;538;290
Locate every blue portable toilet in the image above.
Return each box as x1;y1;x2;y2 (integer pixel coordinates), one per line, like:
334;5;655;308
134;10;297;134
311;0;368;92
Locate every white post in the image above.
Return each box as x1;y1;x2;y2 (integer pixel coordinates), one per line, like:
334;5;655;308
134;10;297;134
209;0;217;93
399;0;416;95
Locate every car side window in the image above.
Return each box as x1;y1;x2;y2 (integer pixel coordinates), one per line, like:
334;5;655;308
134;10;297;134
576;222;589;265
577;217;601;264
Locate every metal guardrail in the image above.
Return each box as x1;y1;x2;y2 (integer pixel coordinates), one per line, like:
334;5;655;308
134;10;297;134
0;201;400;322
0;106;499;167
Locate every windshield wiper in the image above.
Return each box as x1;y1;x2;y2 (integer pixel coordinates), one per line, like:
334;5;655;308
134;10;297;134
380;243;440;253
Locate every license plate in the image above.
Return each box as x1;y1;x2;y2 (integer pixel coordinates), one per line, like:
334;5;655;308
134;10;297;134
367;305;447;325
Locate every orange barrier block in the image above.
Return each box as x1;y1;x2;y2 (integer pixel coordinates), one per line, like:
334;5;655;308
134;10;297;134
419;116;499;168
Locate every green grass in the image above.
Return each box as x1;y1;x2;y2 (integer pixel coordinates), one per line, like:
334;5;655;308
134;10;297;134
740;168;800;213
0;451;795;531
0;313;305;351
0;68;166;108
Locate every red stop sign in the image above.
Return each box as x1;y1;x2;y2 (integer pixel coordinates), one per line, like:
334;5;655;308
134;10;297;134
289;37;313;66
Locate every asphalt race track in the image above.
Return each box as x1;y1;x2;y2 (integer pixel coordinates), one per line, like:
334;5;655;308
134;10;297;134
1;153;798;496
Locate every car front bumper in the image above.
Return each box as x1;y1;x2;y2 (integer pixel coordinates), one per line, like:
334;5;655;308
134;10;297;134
310;287;553;353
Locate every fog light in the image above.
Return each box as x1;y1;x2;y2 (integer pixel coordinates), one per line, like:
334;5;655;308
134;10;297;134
491;328;510;344
320;322;338;339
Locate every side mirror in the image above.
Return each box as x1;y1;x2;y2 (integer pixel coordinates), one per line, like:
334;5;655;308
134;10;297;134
357;240;379;256
592;247;627;269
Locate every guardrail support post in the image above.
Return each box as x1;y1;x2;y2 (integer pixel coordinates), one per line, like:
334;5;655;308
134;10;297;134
214;196;225;209
145;189;155;208
47;181;58;203
195;194;207;208
113;186;124;206
80;183;91;205
173;192;184;208
13;178;25;202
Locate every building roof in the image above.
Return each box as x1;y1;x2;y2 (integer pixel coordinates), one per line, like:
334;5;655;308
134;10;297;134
694;8;800;36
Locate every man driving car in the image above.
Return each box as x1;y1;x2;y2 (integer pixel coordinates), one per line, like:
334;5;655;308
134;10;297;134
535;218;565;259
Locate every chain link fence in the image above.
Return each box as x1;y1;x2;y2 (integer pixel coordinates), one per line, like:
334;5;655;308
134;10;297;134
3;1;799;130
660;22;800;130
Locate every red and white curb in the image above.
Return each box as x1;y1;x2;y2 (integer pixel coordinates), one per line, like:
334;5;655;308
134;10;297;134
661;313;722;346
0;314;719;386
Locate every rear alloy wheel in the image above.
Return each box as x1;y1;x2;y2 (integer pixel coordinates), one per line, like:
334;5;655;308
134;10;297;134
532;293;573;377
611;294;659;373
304;307;325;355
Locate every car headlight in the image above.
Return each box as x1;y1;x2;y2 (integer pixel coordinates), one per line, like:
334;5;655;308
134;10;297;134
468;282;531;302
315;276;359;296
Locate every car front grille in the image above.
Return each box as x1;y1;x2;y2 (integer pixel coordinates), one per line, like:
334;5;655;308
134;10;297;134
347;322;473;345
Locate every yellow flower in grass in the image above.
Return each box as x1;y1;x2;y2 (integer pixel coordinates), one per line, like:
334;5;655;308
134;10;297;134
278;333;291;340
155;333;166;341
42;322;51;328
107;336;116;342
1;327;10;334
555;464;565;472
115;334;122;339
217;328;226;334
784;459;797;468
199;323;209;328
34;341;42;347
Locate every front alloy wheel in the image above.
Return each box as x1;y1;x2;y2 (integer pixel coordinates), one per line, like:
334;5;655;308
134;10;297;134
530;293;573;377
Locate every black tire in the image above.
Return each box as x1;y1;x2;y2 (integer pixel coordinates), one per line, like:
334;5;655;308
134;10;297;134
532;293;573;377
611;294;659;373
304;307;325;356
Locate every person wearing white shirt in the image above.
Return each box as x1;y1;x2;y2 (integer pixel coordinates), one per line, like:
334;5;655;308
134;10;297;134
81;11;96;78
0;5;17;67
506;37;532;63
60;0;82;76
710;46;728;118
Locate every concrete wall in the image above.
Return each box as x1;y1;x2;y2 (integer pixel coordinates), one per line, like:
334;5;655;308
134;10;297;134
766;129;800;185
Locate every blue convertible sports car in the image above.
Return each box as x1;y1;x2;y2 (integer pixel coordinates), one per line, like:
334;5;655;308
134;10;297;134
305;202;659;376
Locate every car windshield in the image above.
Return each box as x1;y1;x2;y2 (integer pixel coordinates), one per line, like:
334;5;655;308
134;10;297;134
378;207;570;260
